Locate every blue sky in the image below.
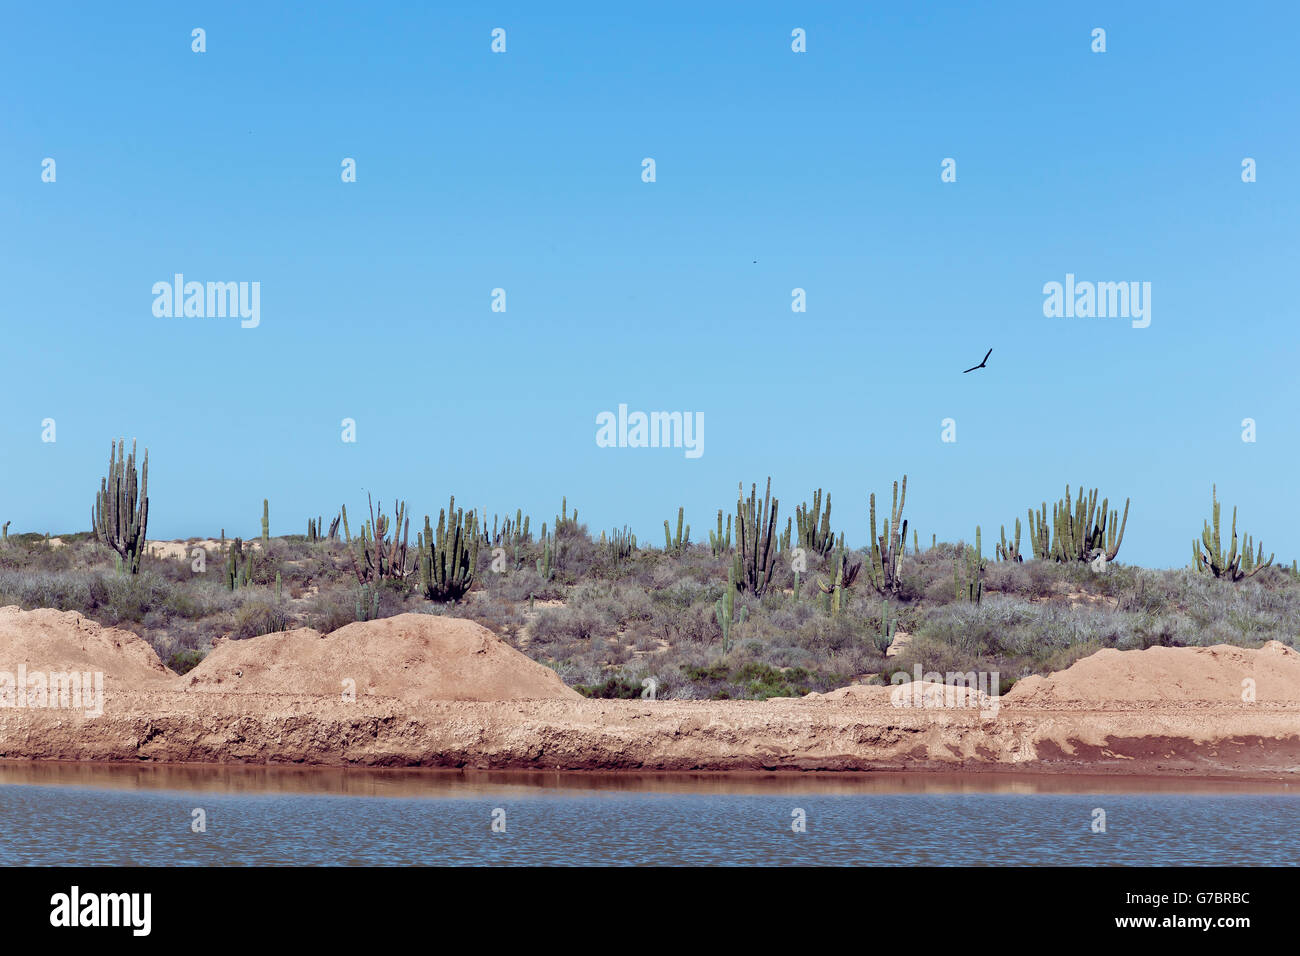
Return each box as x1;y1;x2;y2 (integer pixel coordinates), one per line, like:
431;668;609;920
1;1;1296;568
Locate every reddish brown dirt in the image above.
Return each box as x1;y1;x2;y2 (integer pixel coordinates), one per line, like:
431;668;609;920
0;607;1296;777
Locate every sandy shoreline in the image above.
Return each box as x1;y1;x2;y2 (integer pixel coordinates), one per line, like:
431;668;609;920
2;691;1297;778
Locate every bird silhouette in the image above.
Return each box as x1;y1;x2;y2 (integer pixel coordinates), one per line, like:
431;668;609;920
963;348;992;373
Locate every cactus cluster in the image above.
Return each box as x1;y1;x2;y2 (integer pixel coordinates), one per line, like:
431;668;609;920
1194;484;1273;581
355;583;380;621
868;475;908;596
554;497;580;536
795;489;834;557
817;546;862;616
734;478;779;596
343;496;410;583
307;513;341;543
489;510;531;548
664;507;690;553
91;439;150;574
709;510;732;556
1027;485;1129;563
996;519;1023;562
420;496;480;601
225;538;255;590
607;525;637;562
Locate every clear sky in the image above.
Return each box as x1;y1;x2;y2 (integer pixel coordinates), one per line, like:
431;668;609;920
1;1;1296;568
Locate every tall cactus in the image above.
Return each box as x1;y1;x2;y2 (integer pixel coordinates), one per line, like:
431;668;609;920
420;496;480;601
664;506;689;553
91;438;149;574
1194;484;1273;581
955;525;984;603
261;499;270;543
1027;485;1128;563
709;509;732;556
997;519;1023;562
734;478;779;596
714;563;748;653
343;496;410;582
795;489;834;556
867;475;908;595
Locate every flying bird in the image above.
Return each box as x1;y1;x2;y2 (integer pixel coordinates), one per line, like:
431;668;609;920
963;348;992;373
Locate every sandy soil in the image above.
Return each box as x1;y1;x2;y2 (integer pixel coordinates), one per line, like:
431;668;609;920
0;607;1297;777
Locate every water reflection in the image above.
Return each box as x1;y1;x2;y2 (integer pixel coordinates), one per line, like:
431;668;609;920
0;760;1293;799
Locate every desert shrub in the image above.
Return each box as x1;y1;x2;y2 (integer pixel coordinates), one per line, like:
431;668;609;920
231;599;291;640
166;648;206;675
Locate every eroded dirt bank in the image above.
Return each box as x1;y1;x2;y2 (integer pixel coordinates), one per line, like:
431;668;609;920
1;607;1297;776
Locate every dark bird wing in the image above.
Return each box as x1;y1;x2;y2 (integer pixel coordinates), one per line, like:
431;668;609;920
982;348;993;364
962;364;980;373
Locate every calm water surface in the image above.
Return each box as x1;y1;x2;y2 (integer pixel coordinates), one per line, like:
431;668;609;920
1;763;1295;866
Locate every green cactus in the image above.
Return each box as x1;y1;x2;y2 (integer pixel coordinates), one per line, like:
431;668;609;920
876;601;897;652
1;521;8;543
734;478;779;596
997;518;1023;562
419;496;480;601
355;583;380;621
91;438;149;574
261;499;270;543
709;510;732;556
225;537;254;590
714;563;748;653
344;496;410;582
867;475;908;596
1194;484;1274;581
608;525;637;562
1028;485;1129;563
817;546;862;616
956;526;984;603
795;489;834;557
536;525;553;580
664;507;689;553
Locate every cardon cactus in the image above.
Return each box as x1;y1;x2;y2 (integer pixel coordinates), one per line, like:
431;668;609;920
420;496;480;601
91;438;149;574
997;519;1023;562
795;488;834;557
868;475;908;595
1027;485;1128;563
955;526;984;604
734;478;779;596
1194;484;1273;581
709;509;732;556
664;507;689;553
714;563;748;653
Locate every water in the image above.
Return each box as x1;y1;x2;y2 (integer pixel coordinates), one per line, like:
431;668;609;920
1;764;1296;865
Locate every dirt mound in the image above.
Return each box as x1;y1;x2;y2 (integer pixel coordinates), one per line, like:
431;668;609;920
181;613;580;702
0;606;176;687
1007;640;1300;706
